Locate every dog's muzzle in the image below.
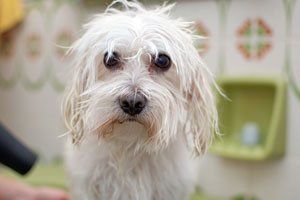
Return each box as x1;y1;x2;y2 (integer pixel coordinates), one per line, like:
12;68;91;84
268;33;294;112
119;93;147;116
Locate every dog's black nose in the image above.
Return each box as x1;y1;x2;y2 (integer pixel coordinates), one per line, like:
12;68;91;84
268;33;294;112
119;93;147;116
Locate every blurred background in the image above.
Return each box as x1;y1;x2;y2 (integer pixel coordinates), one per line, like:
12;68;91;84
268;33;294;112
0;0;299;200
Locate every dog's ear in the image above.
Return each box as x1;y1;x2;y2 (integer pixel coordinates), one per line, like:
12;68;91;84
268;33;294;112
185;62;219;156
62;58;91;144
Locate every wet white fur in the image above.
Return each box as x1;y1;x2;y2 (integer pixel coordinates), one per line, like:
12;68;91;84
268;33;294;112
63;1;219;200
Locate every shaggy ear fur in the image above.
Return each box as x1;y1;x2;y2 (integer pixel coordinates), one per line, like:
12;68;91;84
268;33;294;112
62;60;89;144
62;13;104;144
186;72;219;156
183;42;219;156
62;36;99;144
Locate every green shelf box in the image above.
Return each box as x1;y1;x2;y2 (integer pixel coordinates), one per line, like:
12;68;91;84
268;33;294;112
210;76;286;161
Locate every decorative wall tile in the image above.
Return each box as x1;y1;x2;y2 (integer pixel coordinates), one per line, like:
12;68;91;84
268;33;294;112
236;18;273;61
19;9;49;91
49;3;79;92
226;0;285;75
194;22;210;56
172;1;219;74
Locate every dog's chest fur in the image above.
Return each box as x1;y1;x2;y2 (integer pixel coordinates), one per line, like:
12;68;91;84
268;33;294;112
65;128;197;200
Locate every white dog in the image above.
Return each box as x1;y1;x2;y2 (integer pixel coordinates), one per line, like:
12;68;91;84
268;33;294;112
63;1;219;199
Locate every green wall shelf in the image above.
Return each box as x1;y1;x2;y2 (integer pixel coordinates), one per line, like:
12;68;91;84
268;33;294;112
210;76;286;161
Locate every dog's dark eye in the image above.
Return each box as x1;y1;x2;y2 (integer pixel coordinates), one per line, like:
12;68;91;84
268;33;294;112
154;53;171;71
104;52;121;69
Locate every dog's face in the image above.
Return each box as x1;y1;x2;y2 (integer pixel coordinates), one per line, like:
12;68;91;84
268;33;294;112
63;0;218;155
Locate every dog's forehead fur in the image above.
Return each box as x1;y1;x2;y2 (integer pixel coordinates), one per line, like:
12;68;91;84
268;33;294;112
87;1;193;53
72;0;199;75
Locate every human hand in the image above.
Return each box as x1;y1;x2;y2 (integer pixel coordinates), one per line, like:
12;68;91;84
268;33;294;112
0;176;69;200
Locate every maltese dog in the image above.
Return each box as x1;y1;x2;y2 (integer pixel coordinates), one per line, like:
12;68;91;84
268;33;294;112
62;0;218;199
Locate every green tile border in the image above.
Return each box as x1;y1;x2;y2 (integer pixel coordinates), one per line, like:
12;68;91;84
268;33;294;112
283;0;300;100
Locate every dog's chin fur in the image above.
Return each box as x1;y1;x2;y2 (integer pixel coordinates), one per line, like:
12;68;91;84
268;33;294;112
65;128;198;200
62;0;219;199
97;117;149;139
